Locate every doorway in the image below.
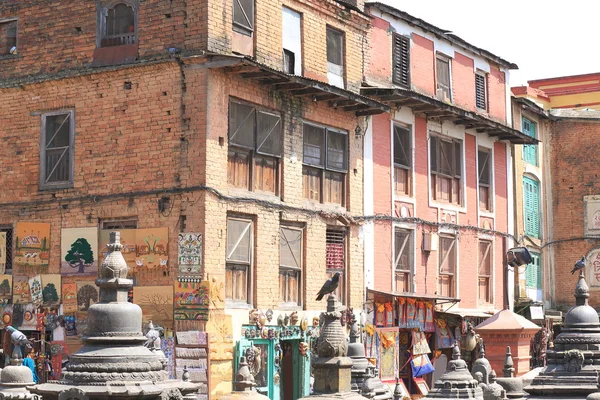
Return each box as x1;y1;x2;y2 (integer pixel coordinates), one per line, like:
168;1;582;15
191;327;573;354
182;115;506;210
280;340;299;400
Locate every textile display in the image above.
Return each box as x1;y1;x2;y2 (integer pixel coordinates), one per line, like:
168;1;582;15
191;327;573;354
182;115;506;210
0;232;6;273
364;324;375;358
397;298;405;326
61;227;98;276
0;304;13;328
412;330;431;355
41;274;61;305
424;302;435;332
0;275;12;304
133;286;174;330
12;275;30;304
29;275;43;304
62;283;78;313
174;280;210;321
64;316;77;336
376;328;399;382
178;233;203;275
411;354;435;377
398;331;411;378
435;318;455;349
21;304;37;329
416;302;425;328
161;337;176;379
14;222;51;275
76;281;99;312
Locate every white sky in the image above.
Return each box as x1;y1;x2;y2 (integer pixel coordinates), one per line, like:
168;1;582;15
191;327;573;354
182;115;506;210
378;0;600;86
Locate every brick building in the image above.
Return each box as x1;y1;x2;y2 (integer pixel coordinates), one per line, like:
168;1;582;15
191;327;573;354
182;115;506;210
359;5;536;387
0;0;387;398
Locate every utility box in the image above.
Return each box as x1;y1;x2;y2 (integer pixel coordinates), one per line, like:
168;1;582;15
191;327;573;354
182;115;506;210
423;232;438;251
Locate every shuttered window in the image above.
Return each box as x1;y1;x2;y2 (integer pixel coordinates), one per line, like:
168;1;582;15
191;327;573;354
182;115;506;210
326;228;346;303
392;34;410;88
233;0;254;36
394;125;412;196
280;227;303;306
478;148;492;211
438;235;457;298
430;135;462;205
228;100;282;194
436;56;452;101
522;117;538;166
394;229;413;292
475;73;487;110
523;176;540;238
526;252;541;289
40;110;75;190
478;240;492;304
226;218;253;304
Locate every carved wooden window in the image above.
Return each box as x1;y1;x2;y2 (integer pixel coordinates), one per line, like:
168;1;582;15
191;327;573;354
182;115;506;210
303;123;348;206
233;0;254;36
279;226;303;306
228;100;282;195
226;218;253;305
40;110;75;190
326;228;346;303
394;124;412;196
478;147;492;211
394;228;413;293
478;239;492;304
98;1;138;47
430;135;462;205
0;19;17;55
438;234;457;298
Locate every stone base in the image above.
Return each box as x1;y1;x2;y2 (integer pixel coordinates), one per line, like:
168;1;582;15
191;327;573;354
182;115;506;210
299;391;369;400
313;357;353;394
524;370;599;397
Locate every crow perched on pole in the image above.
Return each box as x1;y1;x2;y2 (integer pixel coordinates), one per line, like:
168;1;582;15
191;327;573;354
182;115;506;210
316;272;340;301
571;257;585;275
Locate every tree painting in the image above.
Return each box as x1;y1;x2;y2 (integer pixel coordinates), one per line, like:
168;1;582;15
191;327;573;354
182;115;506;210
140;293;172;321
43;283;59;304
65;238;95;274
0;279;10;295
77;284;98;311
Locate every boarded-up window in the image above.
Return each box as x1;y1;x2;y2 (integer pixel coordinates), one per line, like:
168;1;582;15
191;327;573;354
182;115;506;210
100;2;137;47
430;135;462;205
233;0;254;36
475;73;487;110
279;227;303;306
326;228;346;302
478;148;492;211
40;111;75;190
302;123;348;206
438;235;457;298
394;229;413;292
228;101;282;194
524;176;540;238
478;240;492;304
392;34;410;88
436;56;452;101
394;125;412;196
226;218;253;304
522;117;538;166
0;20;17;55
326;27;344;88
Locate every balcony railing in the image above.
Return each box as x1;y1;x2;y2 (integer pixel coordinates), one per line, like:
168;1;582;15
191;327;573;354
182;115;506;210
101;33;136;47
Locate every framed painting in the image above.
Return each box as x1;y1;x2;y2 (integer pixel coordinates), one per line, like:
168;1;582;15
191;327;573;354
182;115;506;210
178;233;202;276
14;222;50;275
375;327;399;383
61;228;98;276
413;377;429;395
133;285;174;331
41;274;61;306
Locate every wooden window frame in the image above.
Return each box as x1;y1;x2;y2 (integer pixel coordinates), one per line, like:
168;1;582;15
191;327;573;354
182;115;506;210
523;176;541;238
326;26;345;88
392;33;410;88
475;72;487;111
226;217;254;306
522;117;538;166
39;110;75;190
526;251;541;290
394;228;413;293
429;135;462;206
435;54;452;102
302;122;348;206
478;147;493;212
97;0;139;48
478;239;492;304
393;124;412;197
228;100;282;195
100;218;138;230
279;225;304;307
438;234;457;298
0;226;14;275
0;19;17;56
325;227;347;304
233;0;254;36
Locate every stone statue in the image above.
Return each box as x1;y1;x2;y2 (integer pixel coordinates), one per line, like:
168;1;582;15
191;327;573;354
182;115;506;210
100;232;128;280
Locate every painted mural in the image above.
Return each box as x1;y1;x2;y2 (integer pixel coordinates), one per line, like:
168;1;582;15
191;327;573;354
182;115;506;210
15;222;50;275
134;228;169;285
76;281;99;312
133;285;174;331
62;283;78;313
174;280;210;321
12;275;30;304
178;233;202;275
61;228;98;276
41;275;61;306
29;275;43;304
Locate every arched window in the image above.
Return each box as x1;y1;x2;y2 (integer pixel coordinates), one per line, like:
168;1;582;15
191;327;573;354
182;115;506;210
99;1;137;47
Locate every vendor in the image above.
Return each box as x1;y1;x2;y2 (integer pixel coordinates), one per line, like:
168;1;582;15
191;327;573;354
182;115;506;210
23;351;39;383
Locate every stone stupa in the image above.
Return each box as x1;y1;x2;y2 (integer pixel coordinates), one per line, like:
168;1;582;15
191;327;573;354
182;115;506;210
424;344;483;399
525;271;600;397
30;231;200;400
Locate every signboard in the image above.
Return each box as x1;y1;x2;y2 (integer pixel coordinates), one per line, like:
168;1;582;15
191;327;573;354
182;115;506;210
586;246;600;288
584;196;600;235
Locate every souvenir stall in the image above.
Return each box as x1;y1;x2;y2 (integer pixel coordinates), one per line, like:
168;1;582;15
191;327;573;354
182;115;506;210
365;289;458;398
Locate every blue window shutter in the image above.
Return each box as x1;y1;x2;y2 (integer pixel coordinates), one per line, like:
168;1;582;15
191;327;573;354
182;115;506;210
526;252;541;289
523;177;540;238
522;117;538;166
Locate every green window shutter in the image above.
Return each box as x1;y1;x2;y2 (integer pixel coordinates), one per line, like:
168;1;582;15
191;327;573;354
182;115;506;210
523;177;540;238
526;252;541;289
522;117;538;166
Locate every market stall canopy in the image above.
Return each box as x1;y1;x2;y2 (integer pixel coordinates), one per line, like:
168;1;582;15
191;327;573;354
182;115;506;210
441;308;496;319
366;288;459;305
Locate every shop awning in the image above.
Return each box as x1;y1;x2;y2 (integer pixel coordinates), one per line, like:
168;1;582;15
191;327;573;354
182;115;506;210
366;288;459;305
440;308;496;319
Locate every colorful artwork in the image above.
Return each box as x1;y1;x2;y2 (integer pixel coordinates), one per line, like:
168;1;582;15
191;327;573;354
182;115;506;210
134;228;169;284
412;330;431;355
62;283;78;313
61;228;98;276
398;331;411;377
29;275;43;304
424;302;435;332
0;275;12;304
21;304;37;329
13;275;30;304
161;337;176;379
178;233;203;275
174;280;210;321
0;304;13;328
376;328;398;382
435;318;455;349
14;222;51;275
41;274;61;305
133;286;174;330
76;281;99;312
0;232;6;273
65;315;77;336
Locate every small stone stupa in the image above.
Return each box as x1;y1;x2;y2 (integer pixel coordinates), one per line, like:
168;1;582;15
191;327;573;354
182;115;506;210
525;271;600;397
0;329;37;399
424;344;483;399
30;232;199;399
495;347;525;400
219;356;269;400
299;295;367;400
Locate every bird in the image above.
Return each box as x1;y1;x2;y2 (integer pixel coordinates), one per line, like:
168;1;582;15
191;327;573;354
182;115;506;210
144;320;163;349
316;272;341;301
6;326;32;359
571;257;586;274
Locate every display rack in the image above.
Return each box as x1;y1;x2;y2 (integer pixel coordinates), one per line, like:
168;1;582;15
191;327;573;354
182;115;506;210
174;331;210;399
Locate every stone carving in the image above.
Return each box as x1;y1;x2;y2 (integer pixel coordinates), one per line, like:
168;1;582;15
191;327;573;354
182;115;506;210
58;388;89;400
564;349;585;372
289;311;298;326
159;388;183;400
100;232;128;280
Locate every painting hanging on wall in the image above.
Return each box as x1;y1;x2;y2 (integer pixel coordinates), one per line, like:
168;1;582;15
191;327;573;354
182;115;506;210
178;233;202;276
29;275;43;304
61;228;98;276
76;281;99;312
62;282;78;313
99;229;137;272
134;228;169;285
13;275;30;304
41;275;61;306
0;275;12;305
133;285;174;331
174;280;210;321
0;232;7;274
14;222;50;275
